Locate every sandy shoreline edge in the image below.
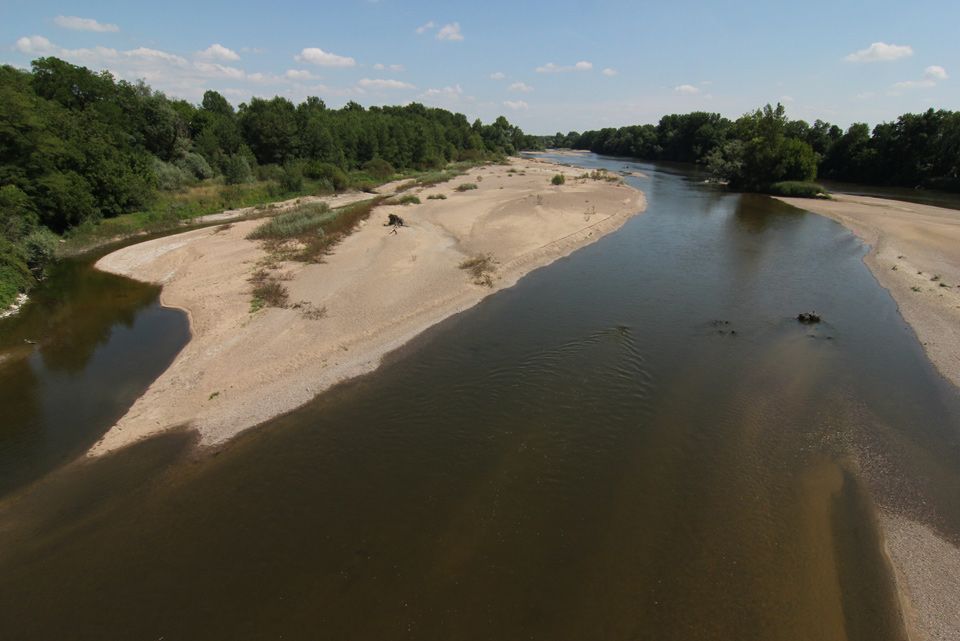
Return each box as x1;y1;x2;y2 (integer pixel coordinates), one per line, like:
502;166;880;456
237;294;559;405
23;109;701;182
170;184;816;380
778;193;960;641
776;194;960;390
90;157;644;456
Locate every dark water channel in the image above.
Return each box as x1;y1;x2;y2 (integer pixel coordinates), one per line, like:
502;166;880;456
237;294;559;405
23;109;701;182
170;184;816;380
1;154;959;640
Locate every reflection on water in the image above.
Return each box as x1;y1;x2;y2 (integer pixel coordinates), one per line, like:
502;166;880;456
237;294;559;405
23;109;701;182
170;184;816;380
0;256;189;496
0;154;958;640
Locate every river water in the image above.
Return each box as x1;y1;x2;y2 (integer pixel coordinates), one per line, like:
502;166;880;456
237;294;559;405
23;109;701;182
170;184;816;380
0;154;958;640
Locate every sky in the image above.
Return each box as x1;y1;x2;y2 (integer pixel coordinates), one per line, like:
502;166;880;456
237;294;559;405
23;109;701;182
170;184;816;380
2;0;958;134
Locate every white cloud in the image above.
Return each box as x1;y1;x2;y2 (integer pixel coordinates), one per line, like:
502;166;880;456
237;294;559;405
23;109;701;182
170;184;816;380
54;15;119;33
674;84;700;94
422;84;463;98
198;43;239;62
503;100;528;110
508;81;533;93
65;46;120;62
535;61;592;73
373;63;405;72
845;42;913;63
194;61;245;79
891;65;949;92
892;79;935;90
415;21;436;34
125;47;188;64
436;23;463;41
358;78;415;90
15;35;54;54
284;69;315;80
602;67;618;76
489;71;506;80
295;47;356;67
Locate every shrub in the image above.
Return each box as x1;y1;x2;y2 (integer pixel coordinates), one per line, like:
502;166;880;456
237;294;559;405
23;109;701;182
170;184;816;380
0;237;32;309
224;154;253;185
456;183;478;192
23;228;59;272
766;181;829;198
251;279;289;309
362;157;395;180
304;162;349;191
427;193;447;200
247;202;333;240
153;159;193;191
177;153;215;180
551;174;566;185
396;195;420;205
459;254;496;287
279;162;304;193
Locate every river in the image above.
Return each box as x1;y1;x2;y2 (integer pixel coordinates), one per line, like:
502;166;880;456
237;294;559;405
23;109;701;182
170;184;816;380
0;153;958;640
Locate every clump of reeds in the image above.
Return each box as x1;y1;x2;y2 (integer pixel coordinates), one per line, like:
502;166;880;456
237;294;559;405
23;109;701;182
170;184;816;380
459;254;497;287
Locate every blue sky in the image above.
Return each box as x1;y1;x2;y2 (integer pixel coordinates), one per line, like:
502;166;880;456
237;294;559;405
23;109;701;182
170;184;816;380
3;0;958;133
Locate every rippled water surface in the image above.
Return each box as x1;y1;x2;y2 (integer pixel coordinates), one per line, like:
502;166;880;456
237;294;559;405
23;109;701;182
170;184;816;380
1;154;959;641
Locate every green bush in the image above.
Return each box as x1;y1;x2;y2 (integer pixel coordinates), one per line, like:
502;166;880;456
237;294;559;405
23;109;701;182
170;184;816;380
551;173;566;185
246;202;333;240
427;193;447;200
279;162;304;192
456;183;478;192
23;228;59;271
153;159;193;191
176;153;215;180
304;162;349;191
766;181;828;198
397;195;420;205
362;157;395;180
224;154;253;185
0;237;32;309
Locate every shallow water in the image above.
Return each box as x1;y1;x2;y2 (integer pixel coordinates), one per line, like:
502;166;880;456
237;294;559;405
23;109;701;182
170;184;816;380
1;154;958;640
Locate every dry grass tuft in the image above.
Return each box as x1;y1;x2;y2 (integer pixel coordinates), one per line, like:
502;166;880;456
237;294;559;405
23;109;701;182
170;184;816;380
459;254;497;287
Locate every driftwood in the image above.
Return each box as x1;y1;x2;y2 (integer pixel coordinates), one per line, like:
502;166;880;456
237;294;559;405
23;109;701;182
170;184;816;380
797;312;821;324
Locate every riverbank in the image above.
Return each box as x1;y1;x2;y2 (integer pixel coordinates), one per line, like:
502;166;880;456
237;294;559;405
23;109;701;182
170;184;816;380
91;157;644;455
778;192;960;641
776;193;960;390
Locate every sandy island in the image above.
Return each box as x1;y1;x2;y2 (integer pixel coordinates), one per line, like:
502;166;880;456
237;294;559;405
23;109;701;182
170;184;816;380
778;193;960;641
91;157;644;455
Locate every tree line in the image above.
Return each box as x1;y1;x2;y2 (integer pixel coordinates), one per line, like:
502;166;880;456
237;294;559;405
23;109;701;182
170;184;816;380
0;56;534;308
544;105;960;193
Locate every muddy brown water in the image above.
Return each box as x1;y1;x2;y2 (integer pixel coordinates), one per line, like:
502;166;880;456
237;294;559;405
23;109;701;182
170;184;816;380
0;154;958;640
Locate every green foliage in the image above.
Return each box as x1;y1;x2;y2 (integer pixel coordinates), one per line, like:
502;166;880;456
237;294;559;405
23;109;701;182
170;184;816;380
551;173;566;185
176;152;214;180
279;162;304;193
396;194;420;205
456;183;478;192
0;236;32;309
223;154;253;185
767;181;829;198
23;227;59;270
564;103;960;193
427;193;447;200
246;202;333;240
304;162;348;190
362;158;395;180
248;197;383;263
153;159;193;191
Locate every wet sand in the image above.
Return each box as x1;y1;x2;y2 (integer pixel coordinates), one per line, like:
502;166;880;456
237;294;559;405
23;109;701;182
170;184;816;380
91;158;644;454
